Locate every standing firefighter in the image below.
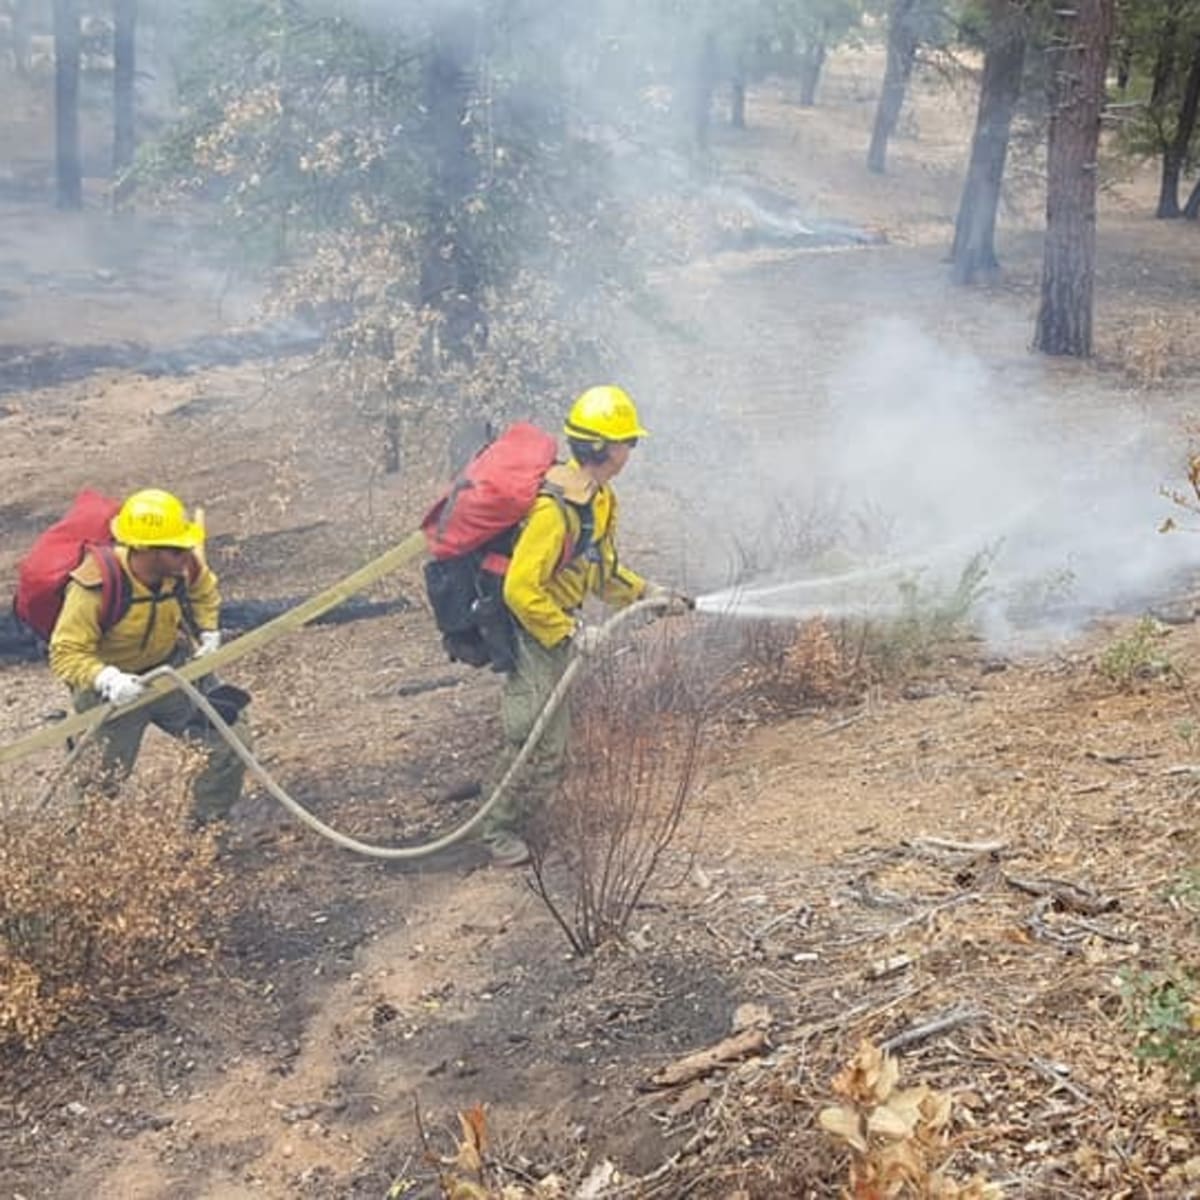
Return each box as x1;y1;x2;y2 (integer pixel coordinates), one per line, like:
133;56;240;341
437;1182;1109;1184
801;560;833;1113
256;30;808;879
483;386;689;867
45;489;249;825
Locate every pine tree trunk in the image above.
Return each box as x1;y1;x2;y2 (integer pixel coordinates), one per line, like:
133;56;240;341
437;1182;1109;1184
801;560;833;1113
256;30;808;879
12;0;33;75
690;32;719;149
1033;0;1114;358
1149;1;1182;109
1115;39;1131;94
53;0;83;210
798;38;826;106
1183;172;1200;218
418;6;485;367
951;0;1027;284
730;73;746;129
867;0;919;174
113;0;138;173
1156;38;1200;219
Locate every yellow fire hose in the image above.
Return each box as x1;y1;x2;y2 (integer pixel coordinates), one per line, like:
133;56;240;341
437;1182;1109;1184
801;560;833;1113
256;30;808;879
17;588;668;860
0;531;427;767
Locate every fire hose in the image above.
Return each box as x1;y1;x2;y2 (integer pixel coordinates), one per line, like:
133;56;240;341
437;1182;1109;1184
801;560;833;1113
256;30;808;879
43;595;671;861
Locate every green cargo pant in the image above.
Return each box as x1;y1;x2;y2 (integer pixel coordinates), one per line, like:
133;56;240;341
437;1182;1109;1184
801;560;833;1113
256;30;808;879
482;629;572;843
71;678;251;825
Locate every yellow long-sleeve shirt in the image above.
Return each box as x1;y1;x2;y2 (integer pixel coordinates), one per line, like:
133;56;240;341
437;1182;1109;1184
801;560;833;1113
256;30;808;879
49;546;221;690
503;473;645;648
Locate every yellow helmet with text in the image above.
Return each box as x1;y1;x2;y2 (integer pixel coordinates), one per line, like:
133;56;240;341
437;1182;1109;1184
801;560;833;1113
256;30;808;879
111;489;204;549
563;385;649;443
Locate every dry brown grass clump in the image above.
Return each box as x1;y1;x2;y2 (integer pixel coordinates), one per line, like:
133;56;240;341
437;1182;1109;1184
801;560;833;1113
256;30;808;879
1117;312;1200;385
0;763;231;1048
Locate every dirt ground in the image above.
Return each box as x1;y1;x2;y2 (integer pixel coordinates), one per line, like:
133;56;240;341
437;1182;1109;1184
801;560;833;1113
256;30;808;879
4;45;1200;1200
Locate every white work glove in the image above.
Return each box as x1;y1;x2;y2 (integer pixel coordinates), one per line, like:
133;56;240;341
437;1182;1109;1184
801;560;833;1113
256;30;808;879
95;665;146;706
572;623;606;656
645;583;694;617
194;630;222;658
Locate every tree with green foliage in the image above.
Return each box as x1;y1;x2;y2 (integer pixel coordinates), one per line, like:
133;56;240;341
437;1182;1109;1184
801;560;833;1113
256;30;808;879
138;1;659;468
867;0;945;173
1112;0;1200;218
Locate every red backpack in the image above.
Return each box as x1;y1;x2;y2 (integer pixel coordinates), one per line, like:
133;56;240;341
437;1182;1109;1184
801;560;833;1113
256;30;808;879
12;491;131;642
421;423;574;672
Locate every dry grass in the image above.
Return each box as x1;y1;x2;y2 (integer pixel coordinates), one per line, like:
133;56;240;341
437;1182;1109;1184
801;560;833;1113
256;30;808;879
0;760;231;1048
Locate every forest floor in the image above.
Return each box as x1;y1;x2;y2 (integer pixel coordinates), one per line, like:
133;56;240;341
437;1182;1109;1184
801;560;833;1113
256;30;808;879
3;44;1200;1200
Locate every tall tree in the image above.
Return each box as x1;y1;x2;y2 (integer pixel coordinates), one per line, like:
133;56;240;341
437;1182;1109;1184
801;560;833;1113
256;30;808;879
418;5;486;366
867;0;920;173
1156;36;1200;216
950;0;1028;283
113;0;138;173
53;0;83;210
1032;0;1114;357
688;30;720;148
798;32;827;106
12;0;33;75
1185;169;1200;216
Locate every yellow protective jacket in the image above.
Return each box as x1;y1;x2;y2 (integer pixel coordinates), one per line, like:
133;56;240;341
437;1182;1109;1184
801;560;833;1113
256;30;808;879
48;546;221;690
503;463;645;648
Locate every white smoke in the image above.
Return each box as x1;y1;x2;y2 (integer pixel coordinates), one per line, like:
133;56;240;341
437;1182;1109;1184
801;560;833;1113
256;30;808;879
657;317;1196;644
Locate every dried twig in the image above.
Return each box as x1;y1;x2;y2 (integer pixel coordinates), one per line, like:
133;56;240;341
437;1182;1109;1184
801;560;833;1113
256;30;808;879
1005;874;1118;916
834;891;981;946
1027;1056;1093;1105
909;835;1008;854
644;1028;769;1090
880;1006;985;1054
751;901;812;944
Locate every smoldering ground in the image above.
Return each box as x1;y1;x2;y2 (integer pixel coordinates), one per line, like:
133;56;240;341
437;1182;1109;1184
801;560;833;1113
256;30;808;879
645;318;1197;644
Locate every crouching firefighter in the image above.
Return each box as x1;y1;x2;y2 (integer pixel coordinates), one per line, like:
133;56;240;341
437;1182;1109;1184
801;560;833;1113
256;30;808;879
484;386;690;867
44;489;251;826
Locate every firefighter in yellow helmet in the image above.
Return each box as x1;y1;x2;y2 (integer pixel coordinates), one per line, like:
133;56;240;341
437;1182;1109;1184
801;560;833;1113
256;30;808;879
482;386;691;867
49;488;251;826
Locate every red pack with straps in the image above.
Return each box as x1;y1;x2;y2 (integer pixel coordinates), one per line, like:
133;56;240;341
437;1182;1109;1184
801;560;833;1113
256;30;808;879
12;490;130;641
421;423;560;672
422;422;558;568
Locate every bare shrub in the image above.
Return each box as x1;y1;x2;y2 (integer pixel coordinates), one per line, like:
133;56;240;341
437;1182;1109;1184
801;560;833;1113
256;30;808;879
528;623;719;955
0;762;230;1048
727;492;848;584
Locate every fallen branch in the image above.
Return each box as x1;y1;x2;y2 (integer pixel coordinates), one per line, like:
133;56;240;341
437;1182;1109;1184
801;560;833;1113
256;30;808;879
643;1028;769;1090
1005;874;1118;916
752;901;812;944
1027;1057;1093;1105
909;835;1007;855
880;1006;985;1054
834;891;981;946
1084;749;1162;766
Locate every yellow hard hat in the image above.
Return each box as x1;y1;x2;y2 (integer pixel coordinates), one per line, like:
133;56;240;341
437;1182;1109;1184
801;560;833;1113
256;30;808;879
111;489;204;549
564;385;649;443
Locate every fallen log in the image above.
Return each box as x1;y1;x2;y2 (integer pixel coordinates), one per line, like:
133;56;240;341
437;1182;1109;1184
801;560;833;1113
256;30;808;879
643;1028;769;1090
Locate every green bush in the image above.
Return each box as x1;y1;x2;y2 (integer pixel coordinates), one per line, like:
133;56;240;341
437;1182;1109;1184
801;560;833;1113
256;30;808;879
1120;966;1200;1084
